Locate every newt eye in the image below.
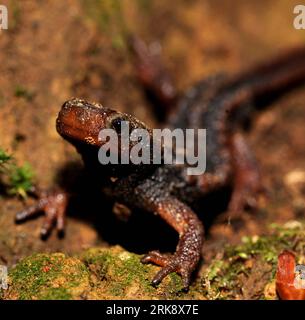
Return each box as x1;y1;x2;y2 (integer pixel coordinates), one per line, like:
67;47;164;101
111;118;123;133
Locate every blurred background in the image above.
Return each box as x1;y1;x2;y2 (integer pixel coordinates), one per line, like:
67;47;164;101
0;0;305;296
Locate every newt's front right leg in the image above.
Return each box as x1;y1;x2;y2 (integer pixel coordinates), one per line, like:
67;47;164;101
15;189;69;239
135;184;204;289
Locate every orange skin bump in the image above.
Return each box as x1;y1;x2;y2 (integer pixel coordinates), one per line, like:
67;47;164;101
276;250;305;300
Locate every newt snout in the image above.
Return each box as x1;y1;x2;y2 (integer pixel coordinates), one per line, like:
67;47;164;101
56;98;116;146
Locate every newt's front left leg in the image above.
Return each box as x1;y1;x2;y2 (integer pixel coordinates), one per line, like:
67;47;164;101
136;185;204;289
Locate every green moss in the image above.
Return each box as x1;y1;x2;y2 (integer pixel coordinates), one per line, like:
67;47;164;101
83;248;154;295
7;253;90;300
5;247;186;300
82;248;115;280
168;273;184;293
81;246;184;298
8;162;34;198
0;149;11;165
14;85;34;101
0;148;34;199
202;221;305;299
80;0;153;50
40;288;72;300
80;0;127;49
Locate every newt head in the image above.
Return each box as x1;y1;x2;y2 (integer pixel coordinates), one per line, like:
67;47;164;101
56;98;150;148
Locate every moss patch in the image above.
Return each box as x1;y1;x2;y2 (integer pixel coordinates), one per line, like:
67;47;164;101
4;253;90;300
81;246;185;299
201;221;305;300
3;246;186;300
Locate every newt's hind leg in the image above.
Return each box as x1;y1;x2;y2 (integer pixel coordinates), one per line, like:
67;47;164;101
128;36;177;121
227;132;263;219
135;183;204;289
15;188;69;238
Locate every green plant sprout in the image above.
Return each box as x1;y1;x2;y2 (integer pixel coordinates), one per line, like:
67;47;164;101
0;148;34;198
